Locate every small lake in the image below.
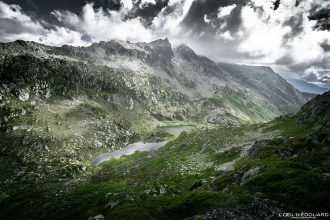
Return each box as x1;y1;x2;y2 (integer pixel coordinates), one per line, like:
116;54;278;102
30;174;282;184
92;125;195;166
92;141;167;166
155;125;195;135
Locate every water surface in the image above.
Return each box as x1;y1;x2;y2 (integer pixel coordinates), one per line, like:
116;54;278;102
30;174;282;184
92;141;167;166
155;125;195;135
92;125;195;166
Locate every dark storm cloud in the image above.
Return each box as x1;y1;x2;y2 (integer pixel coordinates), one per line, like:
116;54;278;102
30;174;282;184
282;13;304;43
272;0;305;11
3;0;169;27
180;0;248;34
295;0;302;7
223;5;243;34
308;8;330;31
272;0;280;10
2;0;121;18
283;14;304;35
320;41;330;52
125;0;169;26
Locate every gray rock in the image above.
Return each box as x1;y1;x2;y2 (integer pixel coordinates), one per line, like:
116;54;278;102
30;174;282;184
193;197;284;220
17;89;30;101
322;173;330;181
89;214;104;220
241;167;261;184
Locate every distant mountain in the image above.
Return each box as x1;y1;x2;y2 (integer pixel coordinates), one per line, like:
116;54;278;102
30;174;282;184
309;82;330;90
218;63;307;114
287;79;329;94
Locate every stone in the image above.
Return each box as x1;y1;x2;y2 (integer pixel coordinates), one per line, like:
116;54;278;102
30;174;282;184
322;173;330;181
17;89;30;101
241;166;260;184
89;214;104;220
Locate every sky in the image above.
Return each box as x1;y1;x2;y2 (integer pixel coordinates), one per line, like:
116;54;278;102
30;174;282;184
0;0;329;83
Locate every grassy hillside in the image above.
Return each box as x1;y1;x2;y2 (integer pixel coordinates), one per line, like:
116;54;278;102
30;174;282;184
1;104;328;219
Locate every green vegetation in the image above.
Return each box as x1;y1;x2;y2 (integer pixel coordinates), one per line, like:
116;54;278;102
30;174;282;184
199;94;277;125
0;41;328;219
0;87;329;219
10;111;330;220
203;96;225;108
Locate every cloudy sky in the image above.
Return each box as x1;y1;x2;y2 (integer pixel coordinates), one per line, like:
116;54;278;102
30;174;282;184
0;0;329;82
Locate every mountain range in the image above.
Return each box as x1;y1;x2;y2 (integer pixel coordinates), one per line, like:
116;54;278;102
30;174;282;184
1;39;328;220
287;78;329;94
0;38;306;125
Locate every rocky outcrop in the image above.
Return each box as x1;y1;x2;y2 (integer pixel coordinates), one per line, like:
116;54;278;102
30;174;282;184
174;44;198;61
148;38;174;62
194;197;284;220
299;91;330;128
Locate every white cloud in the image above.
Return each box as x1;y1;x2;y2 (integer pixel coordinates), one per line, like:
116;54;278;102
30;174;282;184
0;0;193;47
140;0;156;6
53;3;154;43
239;6;291;61
221;31;235;41
150;0;194;44
0;1;87;46
218;4;236;18
238;0;330;67
121;0;133;10
304;66;330;83
204;14;211;24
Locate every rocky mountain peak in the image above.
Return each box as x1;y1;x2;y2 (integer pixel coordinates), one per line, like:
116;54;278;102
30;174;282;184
90;40;146;54
148;38;171;47
0;40;46;53
147;38;174;60
174;44;197;60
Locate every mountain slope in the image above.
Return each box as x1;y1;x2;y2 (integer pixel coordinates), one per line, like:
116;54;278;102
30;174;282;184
0;39;307;124
218;63;307;114
0;78;328;220
0;39;309;188
299;91;330;128
287;78;329;94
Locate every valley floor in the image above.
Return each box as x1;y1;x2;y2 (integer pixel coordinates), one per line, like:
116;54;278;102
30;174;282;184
1;114;329;220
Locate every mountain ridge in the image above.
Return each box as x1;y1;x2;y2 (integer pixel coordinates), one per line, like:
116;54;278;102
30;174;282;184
0;39;307;124
287;78;329;94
